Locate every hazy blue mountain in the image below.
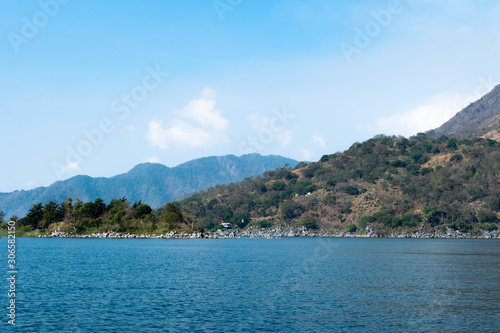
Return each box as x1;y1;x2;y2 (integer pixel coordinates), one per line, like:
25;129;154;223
0;154;299;218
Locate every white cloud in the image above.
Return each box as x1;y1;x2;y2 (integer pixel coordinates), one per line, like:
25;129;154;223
145;89;229;150
181;98;228;131
358;92;476;137
311;134;326;148
126;125;135;132
146;119;218;149
276;129;293;147
146;156;159;163
301;148;314;160
201;86;217;98
67;162;80;171
247;114;270;131
245;114;293;147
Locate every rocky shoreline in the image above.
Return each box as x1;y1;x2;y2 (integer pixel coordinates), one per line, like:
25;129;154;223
40;226;500;239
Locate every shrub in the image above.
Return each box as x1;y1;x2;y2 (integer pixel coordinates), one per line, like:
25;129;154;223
257;220;271;228
302;163;324;178
341;202;352;214
450;154;463;163
485;196;500;211
88;218;103;229
480;223;498;231
272;182;286;191
319;155;332;163
301;218;317;229
341;186;360;196
447;139;458;149
347;224;357;233
477;210;498;223
20;225;30;232
391;160;407;168
280;201;304;220
421;167;433;175
358;216;375;230
400;214;421;228
293;181;317;195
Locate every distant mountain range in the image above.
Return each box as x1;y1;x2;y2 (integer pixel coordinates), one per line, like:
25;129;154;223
0;154;299;218
429;84;500;139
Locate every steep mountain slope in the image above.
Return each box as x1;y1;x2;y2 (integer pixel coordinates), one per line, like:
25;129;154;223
429;84;500;139
179;135;500;234
0;154;299;218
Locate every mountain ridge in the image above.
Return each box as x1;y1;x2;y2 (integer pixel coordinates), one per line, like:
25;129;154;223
0;154;299;218
429;83;500;139
178;135;500;235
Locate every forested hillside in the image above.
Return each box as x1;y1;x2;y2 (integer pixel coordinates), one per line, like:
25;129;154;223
0;154;299;218
180;134;500;235
3;134;499;236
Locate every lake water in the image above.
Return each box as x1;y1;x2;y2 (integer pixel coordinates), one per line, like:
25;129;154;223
2;238;500;332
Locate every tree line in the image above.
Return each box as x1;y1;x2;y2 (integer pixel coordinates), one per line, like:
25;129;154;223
2;134;499;235
0;197;198;234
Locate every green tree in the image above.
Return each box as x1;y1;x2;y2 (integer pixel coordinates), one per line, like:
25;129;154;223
113;210;125;224
108;197;130;214
341;185;360;196
480;223;497;231
300;218;317;229
272;181;286;191
293;181;317;195
80;198;106;219
477;210;497;223
134;204;153;219
162;203;183;228
280;201;304;220
423;205;446;226
25;203;44;229
0;211;4;222
42;201;63;229
447;139;458;149
61;198;83;230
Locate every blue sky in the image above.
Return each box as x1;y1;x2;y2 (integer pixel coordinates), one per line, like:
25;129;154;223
1;0;500;192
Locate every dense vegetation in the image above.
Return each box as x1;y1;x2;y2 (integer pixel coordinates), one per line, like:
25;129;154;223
2;134;499;236
0;197;198;235
0;154;299;219
179;134;500;235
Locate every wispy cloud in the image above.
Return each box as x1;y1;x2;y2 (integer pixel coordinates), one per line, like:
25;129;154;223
146;156;159;163
357;92;476;137
145;88;229;150
311;134;326;148
301;148;314;160
276;129;293;147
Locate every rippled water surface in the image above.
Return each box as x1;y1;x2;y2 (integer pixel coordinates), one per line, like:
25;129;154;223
3;238;500;332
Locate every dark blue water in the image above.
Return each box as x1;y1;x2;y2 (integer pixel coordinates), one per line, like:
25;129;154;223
2;238;500;332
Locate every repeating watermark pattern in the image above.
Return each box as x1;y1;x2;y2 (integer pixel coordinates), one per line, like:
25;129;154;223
339;0;405;63
442;74;497;120
51;65;168;180
237;108;295;155
7;0;71;54
213;0;243;21
6;221;17;326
